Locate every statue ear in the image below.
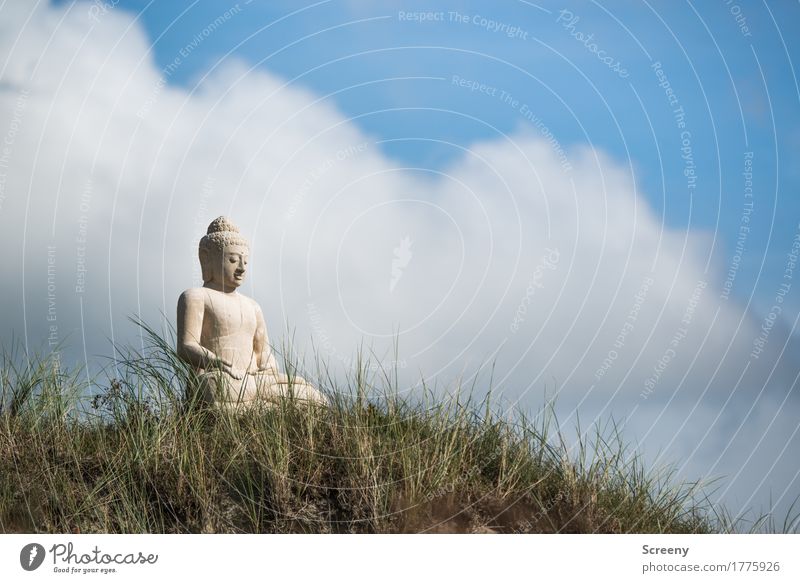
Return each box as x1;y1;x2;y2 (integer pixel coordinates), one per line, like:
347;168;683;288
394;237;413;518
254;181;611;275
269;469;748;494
199;246;211;283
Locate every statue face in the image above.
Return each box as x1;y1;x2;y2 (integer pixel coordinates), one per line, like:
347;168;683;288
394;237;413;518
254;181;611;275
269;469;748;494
202;244;249;291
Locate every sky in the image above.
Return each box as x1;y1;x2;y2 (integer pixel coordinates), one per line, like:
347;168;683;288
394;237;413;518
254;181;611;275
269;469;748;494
1;0;799;526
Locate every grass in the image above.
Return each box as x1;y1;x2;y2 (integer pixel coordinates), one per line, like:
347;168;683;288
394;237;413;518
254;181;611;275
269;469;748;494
0;322;794;534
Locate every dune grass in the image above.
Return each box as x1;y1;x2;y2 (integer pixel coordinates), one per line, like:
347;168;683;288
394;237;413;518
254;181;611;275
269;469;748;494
0;323;791;534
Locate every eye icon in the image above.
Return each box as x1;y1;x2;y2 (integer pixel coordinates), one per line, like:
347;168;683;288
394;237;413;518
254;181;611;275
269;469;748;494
20;543;46;571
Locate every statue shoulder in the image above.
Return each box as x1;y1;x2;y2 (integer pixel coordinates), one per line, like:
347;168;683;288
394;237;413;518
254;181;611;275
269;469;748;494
241;294;264;314
178;287;208;307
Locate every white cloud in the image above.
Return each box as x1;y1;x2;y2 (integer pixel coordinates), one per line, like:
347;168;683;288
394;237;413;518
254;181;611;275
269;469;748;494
0;0;797;521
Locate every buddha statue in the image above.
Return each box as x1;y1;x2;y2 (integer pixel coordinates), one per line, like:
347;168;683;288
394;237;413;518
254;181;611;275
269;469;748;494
177;216;327;410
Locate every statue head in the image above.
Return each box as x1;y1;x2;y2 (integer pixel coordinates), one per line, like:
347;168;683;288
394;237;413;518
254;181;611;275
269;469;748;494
199;216;250;291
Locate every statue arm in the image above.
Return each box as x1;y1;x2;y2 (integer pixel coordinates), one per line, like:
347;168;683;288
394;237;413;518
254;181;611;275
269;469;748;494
252;303;279;374
177;289;242;379
251;302;312;386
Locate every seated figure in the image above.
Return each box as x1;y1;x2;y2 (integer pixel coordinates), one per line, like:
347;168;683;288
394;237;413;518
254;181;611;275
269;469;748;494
177;216;327;410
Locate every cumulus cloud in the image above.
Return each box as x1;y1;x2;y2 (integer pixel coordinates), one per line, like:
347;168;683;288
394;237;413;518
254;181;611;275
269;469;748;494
0;0;797;520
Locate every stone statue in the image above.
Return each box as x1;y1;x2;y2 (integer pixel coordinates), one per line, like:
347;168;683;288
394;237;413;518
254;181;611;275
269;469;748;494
177;216;327;410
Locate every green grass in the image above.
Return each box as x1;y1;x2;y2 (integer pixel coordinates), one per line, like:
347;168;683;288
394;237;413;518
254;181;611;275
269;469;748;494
0;322;794;534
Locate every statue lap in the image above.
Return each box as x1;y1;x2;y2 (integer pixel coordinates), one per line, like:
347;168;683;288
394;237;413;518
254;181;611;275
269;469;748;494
194;370;327;410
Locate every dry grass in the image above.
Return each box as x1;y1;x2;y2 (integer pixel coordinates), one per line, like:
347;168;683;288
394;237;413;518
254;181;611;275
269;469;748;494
1;321;790;534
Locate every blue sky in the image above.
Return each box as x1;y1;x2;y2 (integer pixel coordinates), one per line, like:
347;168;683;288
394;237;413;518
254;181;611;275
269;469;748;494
4;0;799;522
70;0;800;322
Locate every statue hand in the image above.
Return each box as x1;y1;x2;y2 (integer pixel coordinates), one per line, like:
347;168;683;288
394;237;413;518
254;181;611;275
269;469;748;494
222;364;245;380
209;357;244;380
253;366;280;378
247;367;309;386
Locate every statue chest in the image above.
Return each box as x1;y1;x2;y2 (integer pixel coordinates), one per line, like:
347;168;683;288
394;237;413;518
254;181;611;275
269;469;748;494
201;294;257;339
